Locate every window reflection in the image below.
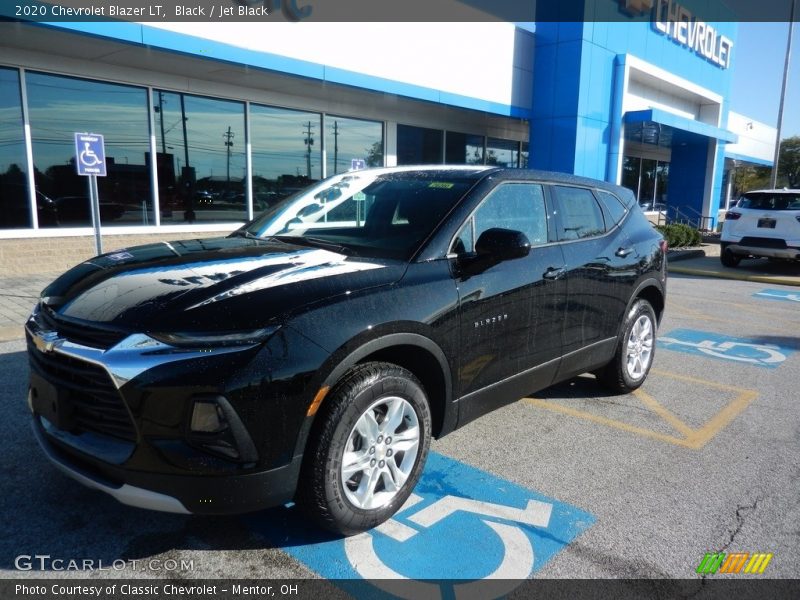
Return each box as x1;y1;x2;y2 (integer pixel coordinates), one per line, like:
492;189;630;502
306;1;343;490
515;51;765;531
250;105;321;212
486;138;520;168
445;131;484;164
0;68;30;228
325;116;383;175
27;72;153;228
397;124;443;165
154;91;246;223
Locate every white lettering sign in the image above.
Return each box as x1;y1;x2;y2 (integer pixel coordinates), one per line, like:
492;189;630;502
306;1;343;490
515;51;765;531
652;0;734;69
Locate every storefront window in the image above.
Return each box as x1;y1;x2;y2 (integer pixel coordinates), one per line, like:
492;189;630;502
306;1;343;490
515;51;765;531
0;68;29;229
326;116;383;176
622;155;669;209
250;105;321;212
27;72;153;228
154;91;246;223
486;138;520;167
446;131;484;164
520;142;529;169
397;124;443;165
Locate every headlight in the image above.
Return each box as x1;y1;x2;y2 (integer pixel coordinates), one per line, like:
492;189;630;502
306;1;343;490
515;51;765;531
149;325;279;348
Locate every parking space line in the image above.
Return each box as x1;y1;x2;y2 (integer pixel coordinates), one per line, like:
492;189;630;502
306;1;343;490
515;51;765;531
633;388;695;438
668;304;800;335
524;369;758;450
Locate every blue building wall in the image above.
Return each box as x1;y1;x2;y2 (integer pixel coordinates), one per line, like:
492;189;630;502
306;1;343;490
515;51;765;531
531;1;738;226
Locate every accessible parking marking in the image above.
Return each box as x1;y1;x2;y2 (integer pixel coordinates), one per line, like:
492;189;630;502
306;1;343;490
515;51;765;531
244;452;594;596
525;369;758;449
658;329;795;368
754;288;800;303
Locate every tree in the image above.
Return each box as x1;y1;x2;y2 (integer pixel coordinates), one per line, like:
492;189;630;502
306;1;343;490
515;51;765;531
777;136;800;188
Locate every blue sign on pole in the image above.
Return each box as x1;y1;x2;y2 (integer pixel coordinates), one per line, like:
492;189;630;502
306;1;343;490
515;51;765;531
74;133;106;176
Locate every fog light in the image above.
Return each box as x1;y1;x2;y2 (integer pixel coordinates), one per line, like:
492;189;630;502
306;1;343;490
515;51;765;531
190;401;226;433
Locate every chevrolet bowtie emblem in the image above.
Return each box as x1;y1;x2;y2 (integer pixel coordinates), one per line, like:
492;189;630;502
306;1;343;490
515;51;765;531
32;330;63;354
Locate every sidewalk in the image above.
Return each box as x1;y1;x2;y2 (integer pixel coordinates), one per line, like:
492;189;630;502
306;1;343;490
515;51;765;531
0;273;60;342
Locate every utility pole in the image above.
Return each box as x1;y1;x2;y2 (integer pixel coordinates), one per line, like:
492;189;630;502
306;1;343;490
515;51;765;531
223;126;235;187
303;121;314;178
333;120;339;175
157;91;166;154
771;0;796;188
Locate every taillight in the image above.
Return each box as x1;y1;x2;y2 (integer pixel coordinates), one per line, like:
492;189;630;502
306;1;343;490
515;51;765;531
659;239;668;254
725;211;742;220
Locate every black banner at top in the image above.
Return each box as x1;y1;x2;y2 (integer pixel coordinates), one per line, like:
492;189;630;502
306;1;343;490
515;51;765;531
1;0;799;23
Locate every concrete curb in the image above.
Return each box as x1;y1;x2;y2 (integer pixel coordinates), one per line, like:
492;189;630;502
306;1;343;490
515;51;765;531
667;249;705;262
668;265;800;287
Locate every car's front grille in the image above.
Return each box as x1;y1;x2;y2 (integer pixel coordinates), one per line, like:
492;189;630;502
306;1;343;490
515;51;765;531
739;237;788;249
39;307;127;350
27;337;137;441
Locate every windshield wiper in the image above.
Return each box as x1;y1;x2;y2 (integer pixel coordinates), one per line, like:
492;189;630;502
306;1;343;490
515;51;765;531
271;235;357;256
229;230;262;240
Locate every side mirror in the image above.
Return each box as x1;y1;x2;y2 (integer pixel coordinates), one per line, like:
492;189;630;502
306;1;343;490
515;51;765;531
475;228;531;260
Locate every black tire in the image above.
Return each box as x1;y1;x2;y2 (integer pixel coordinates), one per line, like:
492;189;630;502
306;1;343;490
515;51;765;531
296;362;432;535
720;243;741;267
598;299;657;394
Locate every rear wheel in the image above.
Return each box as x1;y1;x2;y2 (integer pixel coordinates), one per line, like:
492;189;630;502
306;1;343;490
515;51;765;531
296;362;431;535
720;243;741;267
598;299;656;394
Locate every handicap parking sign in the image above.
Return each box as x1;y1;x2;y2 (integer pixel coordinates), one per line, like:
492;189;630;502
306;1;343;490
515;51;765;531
74;133;106;176
245;452;594;598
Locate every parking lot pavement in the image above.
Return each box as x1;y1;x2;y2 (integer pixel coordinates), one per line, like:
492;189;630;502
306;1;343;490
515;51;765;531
1;273;798;588
669;255;800;287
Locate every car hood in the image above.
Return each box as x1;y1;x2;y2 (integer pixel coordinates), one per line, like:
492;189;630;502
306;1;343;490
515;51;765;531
40;236;405;333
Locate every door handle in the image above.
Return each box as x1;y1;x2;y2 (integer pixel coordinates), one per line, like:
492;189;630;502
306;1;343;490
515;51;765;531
543;266;566;280
615;247;634;258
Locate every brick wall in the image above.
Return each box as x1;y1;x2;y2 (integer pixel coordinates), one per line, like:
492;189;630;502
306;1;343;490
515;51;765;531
0;231;230;276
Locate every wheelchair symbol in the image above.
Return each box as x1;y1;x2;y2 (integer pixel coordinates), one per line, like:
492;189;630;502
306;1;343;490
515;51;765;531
659;336;787;366
79;142;103;167
344;493;553;600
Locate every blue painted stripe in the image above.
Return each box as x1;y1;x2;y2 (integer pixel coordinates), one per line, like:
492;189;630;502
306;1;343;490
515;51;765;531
40;22;533;118
724;152;773;167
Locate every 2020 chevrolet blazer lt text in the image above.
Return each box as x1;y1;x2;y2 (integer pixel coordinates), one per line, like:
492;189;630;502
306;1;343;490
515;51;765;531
26;166;667;534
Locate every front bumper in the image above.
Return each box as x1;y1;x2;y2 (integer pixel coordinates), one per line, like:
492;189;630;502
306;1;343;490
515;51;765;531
32;414;302;514
25;312;308;515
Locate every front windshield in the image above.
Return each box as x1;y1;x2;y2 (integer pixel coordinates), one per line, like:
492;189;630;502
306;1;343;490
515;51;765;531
238;170;479;259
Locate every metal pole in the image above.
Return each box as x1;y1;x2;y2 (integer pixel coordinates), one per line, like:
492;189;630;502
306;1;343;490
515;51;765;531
89;175;103;255
771;0;796;188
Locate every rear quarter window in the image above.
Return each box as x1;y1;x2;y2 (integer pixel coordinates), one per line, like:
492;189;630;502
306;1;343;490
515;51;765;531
595;190;628;227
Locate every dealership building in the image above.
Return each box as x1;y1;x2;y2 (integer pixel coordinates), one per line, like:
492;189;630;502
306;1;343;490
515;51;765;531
0;3;777;274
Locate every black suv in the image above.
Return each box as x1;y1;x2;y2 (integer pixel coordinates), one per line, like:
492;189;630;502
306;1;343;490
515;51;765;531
26;167;666;534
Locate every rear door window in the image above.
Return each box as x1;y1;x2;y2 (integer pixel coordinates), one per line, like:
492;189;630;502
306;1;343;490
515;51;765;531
552;185;606;240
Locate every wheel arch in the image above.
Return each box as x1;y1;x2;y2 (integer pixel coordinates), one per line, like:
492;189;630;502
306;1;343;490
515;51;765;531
293;333;455;460
630;279;665;325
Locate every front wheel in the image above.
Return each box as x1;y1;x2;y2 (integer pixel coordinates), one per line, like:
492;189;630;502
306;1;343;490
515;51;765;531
598;299;657;394
296;362;432;535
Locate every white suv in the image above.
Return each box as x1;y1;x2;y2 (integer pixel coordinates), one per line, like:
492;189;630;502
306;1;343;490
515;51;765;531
720;189;800;267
